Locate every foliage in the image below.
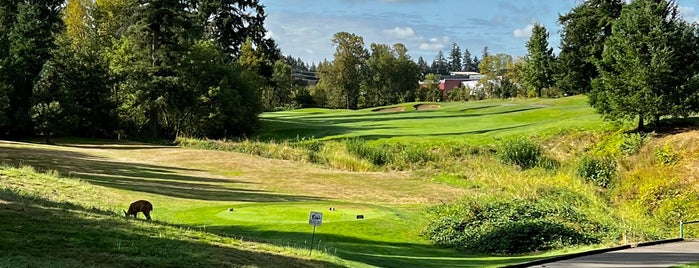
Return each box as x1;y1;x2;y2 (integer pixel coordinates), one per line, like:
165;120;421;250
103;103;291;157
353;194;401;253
361;43;421;108
448;43;462;72
591;131;647;158
324;32;368;110
1;1;63;137
590;0;699;130
418;73;442;102
195;0;270;59
423;196;607;254
556;0;623;95
1;0;272;141
521;23;556;98
462;49;475;72
497;136;542;169
577;156;617;188
654;142;679;166
431;50;448;75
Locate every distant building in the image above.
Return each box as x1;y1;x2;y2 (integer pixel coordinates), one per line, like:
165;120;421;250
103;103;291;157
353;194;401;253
419;72;483;94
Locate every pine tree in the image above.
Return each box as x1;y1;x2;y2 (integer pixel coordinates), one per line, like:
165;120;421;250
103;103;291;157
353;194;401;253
462;49;473;72
448;43;462;72
590;0;699;130
557;0;623;95
521;23;555;97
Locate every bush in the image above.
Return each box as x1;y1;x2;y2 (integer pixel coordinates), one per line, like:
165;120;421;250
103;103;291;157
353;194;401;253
577;156;617;188
345;139;389;166
422;197;601;254
497;137;542;169
654;142;679;166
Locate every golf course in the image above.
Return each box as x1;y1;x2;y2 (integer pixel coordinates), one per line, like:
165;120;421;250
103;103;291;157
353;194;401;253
2;96;699;267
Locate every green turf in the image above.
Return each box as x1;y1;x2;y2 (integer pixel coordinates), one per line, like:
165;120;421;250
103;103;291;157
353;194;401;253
0;96;629;267
258;96;609;144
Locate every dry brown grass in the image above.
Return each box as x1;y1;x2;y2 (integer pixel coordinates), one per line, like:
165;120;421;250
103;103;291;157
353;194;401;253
0;140;465;205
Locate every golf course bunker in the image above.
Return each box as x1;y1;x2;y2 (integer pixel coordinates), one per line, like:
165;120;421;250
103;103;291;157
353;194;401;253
213;203;392;224
372;106;405;113
414;104;441;110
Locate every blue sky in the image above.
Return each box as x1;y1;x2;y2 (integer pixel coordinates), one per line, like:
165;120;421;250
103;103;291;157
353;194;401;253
261;0;699;64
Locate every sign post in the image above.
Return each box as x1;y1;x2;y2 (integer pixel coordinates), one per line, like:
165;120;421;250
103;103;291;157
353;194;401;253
308;211;323;255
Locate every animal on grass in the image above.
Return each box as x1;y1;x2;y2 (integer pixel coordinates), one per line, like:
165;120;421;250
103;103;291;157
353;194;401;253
124;200;153;221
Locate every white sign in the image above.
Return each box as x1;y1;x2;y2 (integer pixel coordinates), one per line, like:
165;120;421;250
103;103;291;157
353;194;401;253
309;211;323;226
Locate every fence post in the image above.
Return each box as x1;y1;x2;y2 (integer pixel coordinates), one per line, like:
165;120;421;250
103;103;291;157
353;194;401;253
680;220;684;239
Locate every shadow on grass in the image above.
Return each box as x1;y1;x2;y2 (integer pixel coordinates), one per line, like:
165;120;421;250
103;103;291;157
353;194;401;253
202;226;545;268
259;106;543;141
326;124;534;142
0;144;324;203
0;189;343;268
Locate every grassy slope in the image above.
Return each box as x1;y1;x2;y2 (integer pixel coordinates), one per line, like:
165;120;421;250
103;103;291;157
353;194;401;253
0;166;351;268
0;140;562;267
4;96;698;267
259;96;608;144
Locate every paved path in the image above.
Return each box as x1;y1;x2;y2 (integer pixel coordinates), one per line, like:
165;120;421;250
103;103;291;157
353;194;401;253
530;240;699;267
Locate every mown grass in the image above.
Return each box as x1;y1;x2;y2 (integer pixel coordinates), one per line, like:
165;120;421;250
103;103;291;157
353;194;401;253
0;166;352;268
5;95;699;267
258;96;610;144
0;140;568;267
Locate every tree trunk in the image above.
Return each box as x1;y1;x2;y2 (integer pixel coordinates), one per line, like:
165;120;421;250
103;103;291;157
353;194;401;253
149;108;158;140
637;114;645;131
654;114;661;130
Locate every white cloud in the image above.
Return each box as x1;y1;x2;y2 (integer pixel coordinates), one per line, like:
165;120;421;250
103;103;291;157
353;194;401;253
418;36;449;51
513;24;535;39
384;27;417;39
264;30;274;39
679;6;699;23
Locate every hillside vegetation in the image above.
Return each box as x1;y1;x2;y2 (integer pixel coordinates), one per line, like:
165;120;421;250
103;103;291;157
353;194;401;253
3;96;699;267
181;96;699;251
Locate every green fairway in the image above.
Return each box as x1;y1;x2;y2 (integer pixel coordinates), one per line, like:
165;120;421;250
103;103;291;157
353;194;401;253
0;138;577;267
3;95;662;267
259;96;606;143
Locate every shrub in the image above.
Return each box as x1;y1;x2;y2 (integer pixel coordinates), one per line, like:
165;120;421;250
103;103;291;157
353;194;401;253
577;156;617;188
593;132;647;157
422;197;601;254
654;143;679;166
345;139;389;166
497;137;542;169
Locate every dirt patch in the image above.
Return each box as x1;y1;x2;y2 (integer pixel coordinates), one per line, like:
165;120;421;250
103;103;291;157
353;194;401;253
414;104;441;110
372;106;406;113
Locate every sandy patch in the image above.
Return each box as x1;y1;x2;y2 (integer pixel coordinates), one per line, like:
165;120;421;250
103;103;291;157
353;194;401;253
414;104;441;110
372;106;406;113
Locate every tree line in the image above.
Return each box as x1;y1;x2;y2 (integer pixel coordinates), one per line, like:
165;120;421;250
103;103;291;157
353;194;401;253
0;0;288;141
1;0;697;142
304;0;699;130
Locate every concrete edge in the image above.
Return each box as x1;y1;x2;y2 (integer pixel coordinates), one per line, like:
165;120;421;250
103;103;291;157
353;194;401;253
503;238;686;268
635;238;684;247
502;245;632;268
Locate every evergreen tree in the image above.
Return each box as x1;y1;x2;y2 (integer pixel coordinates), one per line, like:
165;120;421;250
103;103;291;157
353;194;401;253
521;23;555;97
431;50;448;75
448;42;462;72
417;56;429;74
590;0;699;130
557;0;623;95
196;0;268;58
462;49;474;72
3;1;62;137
